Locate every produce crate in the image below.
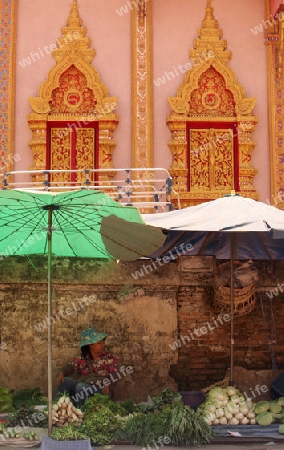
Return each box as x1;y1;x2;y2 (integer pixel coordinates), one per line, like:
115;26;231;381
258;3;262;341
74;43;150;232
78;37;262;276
179;391;205;410
271;372;284;399
39;437;92;450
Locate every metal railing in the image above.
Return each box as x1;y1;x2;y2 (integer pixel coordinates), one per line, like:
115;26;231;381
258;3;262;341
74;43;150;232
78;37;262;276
0;168;180;212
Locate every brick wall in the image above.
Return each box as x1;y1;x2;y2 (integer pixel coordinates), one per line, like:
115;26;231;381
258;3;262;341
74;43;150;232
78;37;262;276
173;258;284;392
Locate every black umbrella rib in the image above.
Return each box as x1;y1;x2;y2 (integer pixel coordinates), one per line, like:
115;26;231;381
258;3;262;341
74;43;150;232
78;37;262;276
0;208;47;254
53;207;111;258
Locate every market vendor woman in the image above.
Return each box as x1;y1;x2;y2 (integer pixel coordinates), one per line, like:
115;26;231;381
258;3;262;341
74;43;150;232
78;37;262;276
56;328;118;406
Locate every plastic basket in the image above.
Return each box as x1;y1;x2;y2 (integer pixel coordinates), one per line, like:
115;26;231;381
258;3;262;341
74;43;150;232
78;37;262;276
271;372;284;398
179;391;205;410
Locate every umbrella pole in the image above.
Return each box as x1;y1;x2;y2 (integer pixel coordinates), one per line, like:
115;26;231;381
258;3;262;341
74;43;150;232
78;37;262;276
47;207;53;435
230;233;236;385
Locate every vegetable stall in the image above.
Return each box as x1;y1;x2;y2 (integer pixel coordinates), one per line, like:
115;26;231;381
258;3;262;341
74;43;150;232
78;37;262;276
2;386;284;447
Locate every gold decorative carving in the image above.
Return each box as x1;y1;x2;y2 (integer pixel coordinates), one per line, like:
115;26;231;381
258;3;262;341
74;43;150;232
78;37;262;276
0;0;17;178
29;98;52;114
27;0;118;185
167;0;258;208
131;0;153;171
265;0;284;209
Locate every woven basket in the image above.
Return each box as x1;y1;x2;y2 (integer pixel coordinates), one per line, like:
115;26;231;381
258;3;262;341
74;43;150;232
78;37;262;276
214;261;257;316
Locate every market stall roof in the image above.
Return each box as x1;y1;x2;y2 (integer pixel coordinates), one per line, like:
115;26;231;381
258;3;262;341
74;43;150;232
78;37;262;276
142;195;284;260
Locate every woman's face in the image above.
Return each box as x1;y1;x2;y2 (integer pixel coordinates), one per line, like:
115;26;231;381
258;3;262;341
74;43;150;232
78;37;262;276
89;340;105;358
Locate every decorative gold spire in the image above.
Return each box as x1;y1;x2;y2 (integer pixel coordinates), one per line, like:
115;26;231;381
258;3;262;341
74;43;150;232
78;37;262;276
67;0;82;28
52;0;95;64
189;0;232;65
205;0;215;21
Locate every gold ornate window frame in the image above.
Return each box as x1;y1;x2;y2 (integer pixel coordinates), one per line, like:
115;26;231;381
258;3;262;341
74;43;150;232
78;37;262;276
167;0;258;208
27;0;118;183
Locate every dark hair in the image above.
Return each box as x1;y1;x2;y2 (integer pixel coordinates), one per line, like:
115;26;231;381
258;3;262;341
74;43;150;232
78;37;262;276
81;345;92;360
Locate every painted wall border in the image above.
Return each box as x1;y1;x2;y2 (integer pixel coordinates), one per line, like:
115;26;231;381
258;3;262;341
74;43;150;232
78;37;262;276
131;0;154;171
0;0;17;174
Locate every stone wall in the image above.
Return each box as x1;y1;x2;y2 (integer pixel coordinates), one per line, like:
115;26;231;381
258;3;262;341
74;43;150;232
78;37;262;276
0;256;179;402
0;255;284;403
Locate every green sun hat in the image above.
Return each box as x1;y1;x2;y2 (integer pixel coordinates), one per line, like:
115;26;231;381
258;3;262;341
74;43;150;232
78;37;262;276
79;328;108;347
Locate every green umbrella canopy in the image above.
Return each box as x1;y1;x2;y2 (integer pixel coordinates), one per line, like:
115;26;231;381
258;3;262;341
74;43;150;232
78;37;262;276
0;188;166;433
0;189;165;260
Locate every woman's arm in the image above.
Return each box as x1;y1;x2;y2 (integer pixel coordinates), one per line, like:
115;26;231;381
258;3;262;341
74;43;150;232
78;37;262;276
56;363;75;386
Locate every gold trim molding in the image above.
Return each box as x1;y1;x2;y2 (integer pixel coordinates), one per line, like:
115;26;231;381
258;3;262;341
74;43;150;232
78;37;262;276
167;0;258;207
0;0;17;175
131;0;154;171
266;0;284;209
27;0;119;182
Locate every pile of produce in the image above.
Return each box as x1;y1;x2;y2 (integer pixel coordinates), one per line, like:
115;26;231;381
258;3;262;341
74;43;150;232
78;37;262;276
0;421;39;441
50;389;214;446
12;387;47;409
197;386;256;425
0;421;20;439
121;402;213;446
51;425;87;441
52;395;84;427
254;398;284;428
6;406;48;428
0;386;14;413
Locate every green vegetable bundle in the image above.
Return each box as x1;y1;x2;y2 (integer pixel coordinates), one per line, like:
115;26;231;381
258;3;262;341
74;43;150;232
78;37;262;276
6;406;48;428
119;403;213;446
51;424;87;441
80;405;125;445
0;387;14;413
82;393;127;417
12;388;47;409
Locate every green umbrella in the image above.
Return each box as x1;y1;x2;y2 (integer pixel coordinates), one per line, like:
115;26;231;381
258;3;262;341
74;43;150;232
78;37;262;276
0;189;166;432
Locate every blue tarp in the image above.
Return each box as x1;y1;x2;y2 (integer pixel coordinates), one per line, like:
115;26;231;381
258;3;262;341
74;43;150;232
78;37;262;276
212;424;284;439
148;230;284;260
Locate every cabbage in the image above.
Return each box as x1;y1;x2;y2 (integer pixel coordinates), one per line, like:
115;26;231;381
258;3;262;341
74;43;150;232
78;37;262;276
203;416;212;425
254;401;270;414
220;398;228;407
226;401;239;415
278;397;284;406
256;412;274;426
229;417;239;425
239;402;249;416
203;404;216;414
219;417;228;425
226;386;237;397
235;412;244;421
279;424;284;434
225;411;233;420
230;394;242;404
269;401;282;414
241;417;249;425
208;387;227;403
215;408;225;418
203;411;216;425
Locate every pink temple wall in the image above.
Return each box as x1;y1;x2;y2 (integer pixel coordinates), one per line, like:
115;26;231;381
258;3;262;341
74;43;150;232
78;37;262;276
15;0;270;202
271;0;283;16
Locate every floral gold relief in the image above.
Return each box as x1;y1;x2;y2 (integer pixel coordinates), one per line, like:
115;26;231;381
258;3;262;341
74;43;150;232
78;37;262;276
167;0;258;208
